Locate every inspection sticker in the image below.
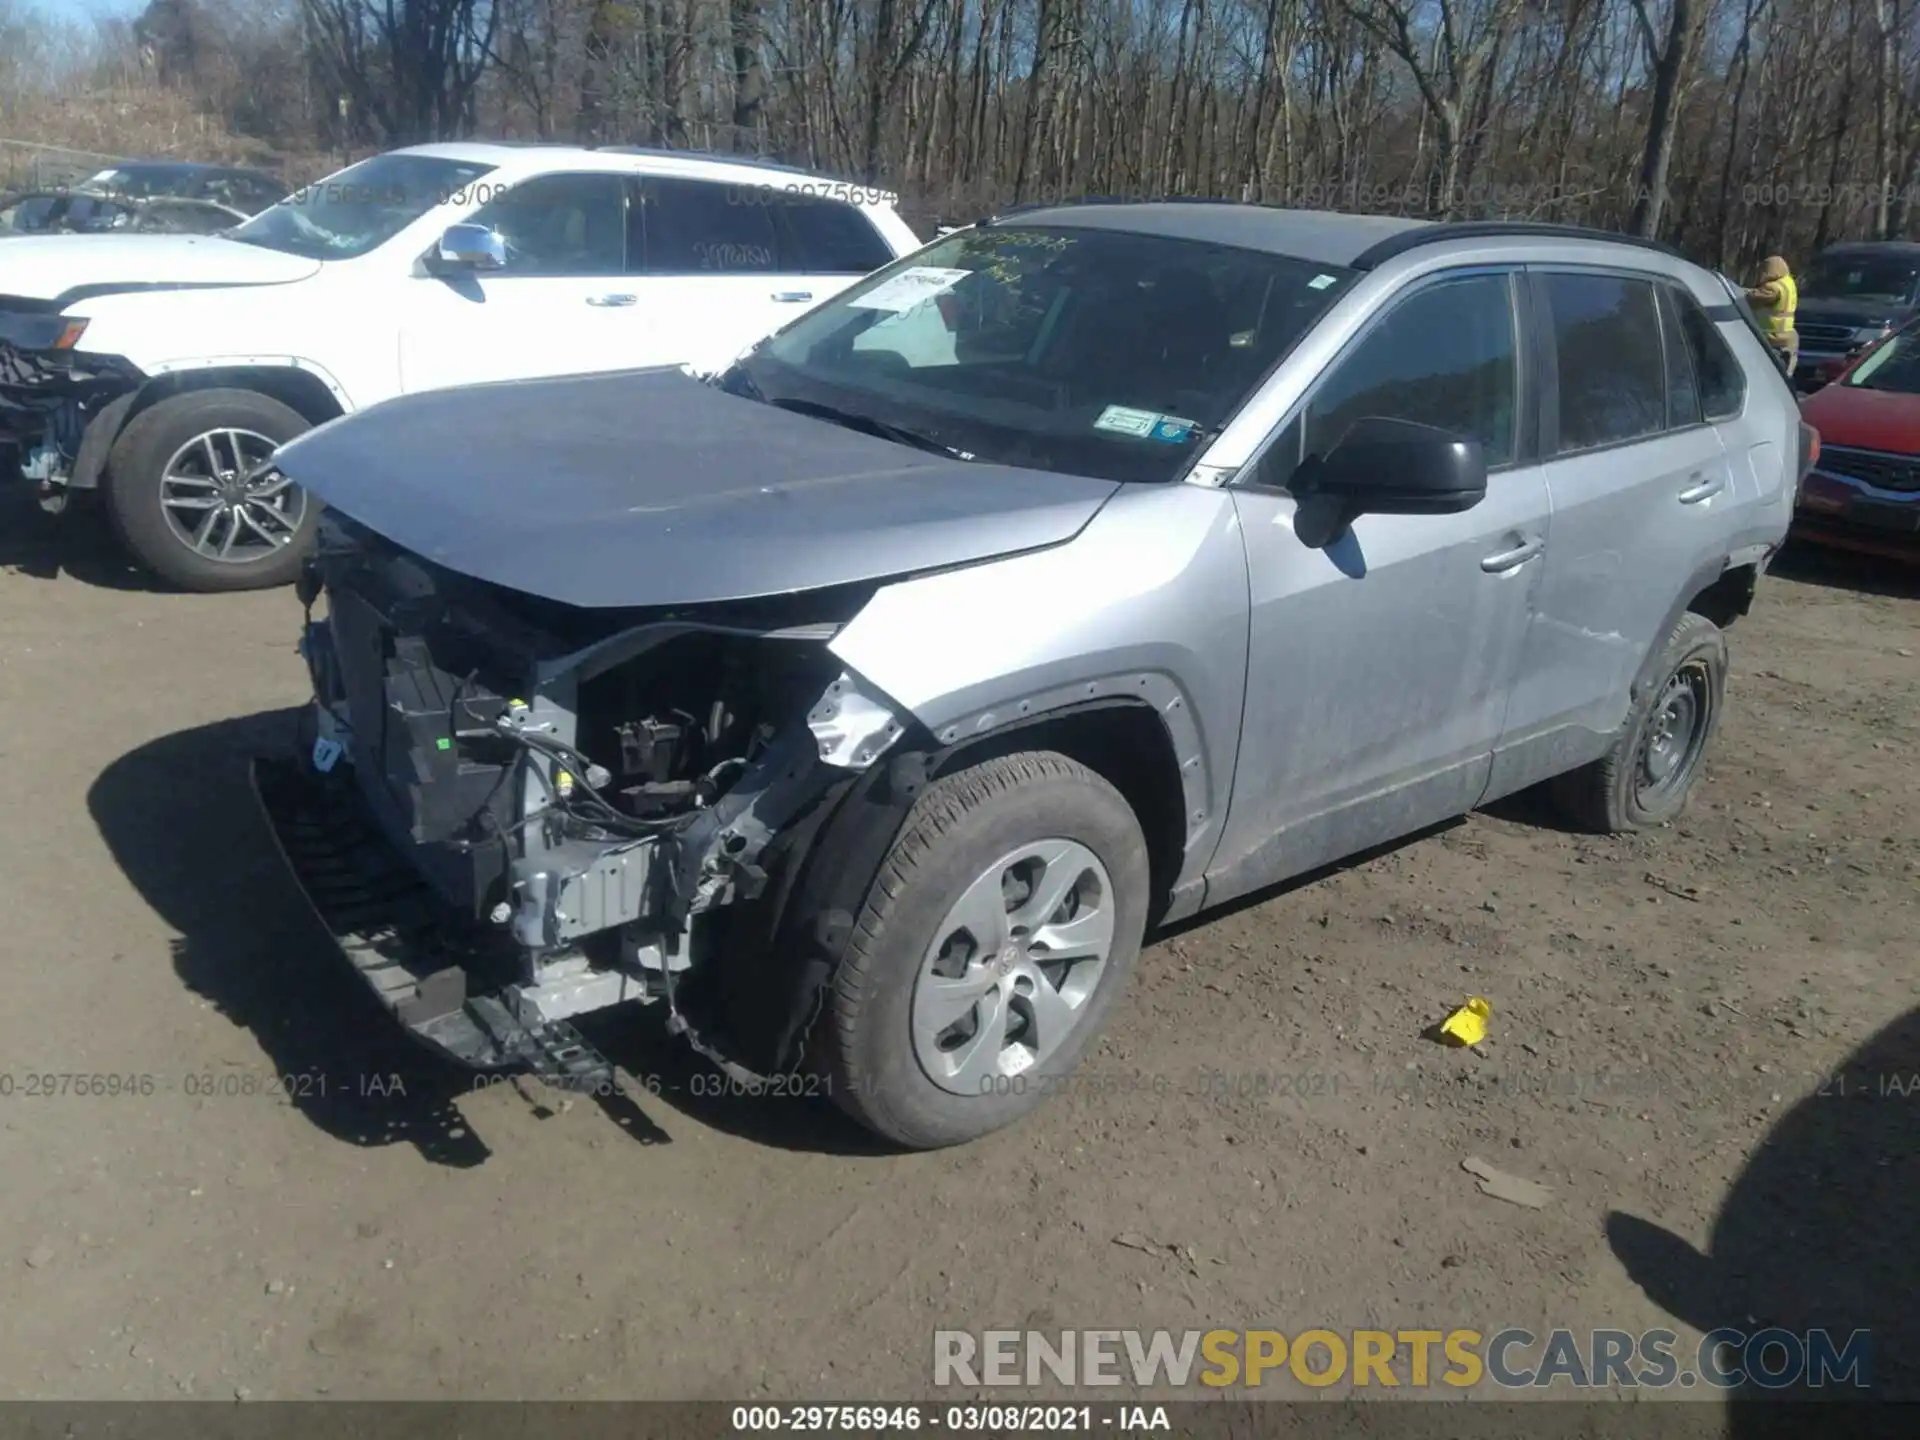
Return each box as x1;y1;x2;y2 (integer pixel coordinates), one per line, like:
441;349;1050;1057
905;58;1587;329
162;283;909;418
847;266;971;313
1307;273;1339;290
1094;404;1162;436
1149;416;1196;443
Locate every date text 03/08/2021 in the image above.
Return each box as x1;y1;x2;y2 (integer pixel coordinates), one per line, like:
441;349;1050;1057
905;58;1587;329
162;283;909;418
729;1405;1171;1434
0;1070;407;1100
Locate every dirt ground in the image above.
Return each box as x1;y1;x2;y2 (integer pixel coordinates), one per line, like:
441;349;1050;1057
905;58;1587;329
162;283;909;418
0;487;1914;1406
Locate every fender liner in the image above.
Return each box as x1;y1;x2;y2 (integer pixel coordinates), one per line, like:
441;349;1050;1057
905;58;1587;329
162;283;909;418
698;694;1185;1075
67;391;138;490
1632;555;1744;705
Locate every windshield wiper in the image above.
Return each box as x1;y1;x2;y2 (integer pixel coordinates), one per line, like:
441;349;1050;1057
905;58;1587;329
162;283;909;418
771;396;973;460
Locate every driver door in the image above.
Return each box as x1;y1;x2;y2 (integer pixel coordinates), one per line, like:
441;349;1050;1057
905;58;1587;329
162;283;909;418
398;172;640;394
1208;270;1554;903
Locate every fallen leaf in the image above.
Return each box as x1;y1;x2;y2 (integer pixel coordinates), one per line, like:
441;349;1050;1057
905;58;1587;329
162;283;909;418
1462;1156;1555;1208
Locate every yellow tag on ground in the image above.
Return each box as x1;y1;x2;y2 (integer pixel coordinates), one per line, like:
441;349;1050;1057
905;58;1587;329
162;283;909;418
1438;996;1492;1047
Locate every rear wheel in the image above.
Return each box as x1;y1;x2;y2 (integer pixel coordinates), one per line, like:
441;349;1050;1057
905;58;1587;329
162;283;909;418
1552;611;1727;832
818;751;1150;1149
104;388;316;591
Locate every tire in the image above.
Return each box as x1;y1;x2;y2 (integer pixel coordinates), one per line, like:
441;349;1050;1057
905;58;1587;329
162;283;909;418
1552;611;1727;833
818;751;1151;1150
104;388;317;591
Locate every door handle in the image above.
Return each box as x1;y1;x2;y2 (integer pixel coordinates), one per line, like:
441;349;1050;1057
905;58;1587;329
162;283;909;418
772;290;814;303
1480;535;1544;573
1678;471;1726;504
585;293;637;307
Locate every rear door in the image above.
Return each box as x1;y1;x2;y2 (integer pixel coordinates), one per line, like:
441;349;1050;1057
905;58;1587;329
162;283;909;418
628;177;903;374
1490;268;1738;793
626;176;799;374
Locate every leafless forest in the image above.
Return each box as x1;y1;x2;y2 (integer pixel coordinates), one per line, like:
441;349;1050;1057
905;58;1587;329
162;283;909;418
1;0;1916;270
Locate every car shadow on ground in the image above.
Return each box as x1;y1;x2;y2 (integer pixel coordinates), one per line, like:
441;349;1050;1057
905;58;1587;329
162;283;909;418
1770;537;1920;600
90;710;897;1162
1607;1005;1919;1404
0;485;157;591
89;710;500;1167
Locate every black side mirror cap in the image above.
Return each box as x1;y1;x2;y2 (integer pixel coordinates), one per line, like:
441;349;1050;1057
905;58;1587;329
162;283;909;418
1299;416;1490;517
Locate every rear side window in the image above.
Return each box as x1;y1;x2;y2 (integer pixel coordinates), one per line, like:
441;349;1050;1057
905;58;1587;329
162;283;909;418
1301;272;1519;470
638;177;777;274
1542;273;1666;452
770;195;893;272
1670;286;1746;421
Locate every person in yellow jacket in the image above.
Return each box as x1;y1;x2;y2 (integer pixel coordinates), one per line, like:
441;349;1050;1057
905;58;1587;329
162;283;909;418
1746;255;1798;377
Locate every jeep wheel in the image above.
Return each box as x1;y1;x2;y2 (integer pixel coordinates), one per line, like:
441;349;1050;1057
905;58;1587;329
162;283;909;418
819;751;1150;1150
104;388;316;591
1552;611;1727;833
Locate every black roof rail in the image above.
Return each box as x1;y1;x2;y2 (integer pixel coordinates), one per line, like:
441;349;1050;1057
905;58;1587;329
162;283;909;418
987;194;1250;223
1351;220;1687;270
594;145;830;179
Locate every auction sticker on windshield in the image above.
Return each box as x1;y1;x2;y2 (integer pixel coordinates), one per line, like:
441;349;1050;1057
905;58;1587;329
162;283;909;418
1094;405;1160;436
849;267;971;312
1095;406;1197;442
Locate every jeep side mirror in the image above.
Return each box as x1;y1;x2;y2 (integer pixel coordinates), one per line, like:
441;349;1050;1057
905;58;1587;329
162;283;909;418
1298;416;1488;517
437;223;506;272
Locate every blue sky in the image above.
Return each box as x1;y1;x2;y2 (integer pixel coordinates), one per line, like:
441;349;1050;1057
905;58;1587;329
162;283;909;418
22;0;148;19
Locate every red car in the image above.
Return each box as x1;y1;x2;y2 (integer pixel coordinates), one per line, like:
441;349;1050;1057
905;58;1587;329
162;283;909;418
1796;320;1920;560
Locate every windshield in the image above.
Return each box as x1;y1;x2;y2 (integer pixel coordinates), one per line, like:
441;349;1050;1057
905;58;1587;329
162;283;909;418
1801;253;1920;306
228;154;495;261
82;166;198;199
1842;329;1920;392
726;225;1353;483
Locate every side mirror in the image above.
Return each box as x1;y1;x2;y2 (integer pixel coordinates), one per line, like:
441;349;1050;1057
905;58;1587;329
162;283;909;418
1299;416;1488;517
436;222;505;272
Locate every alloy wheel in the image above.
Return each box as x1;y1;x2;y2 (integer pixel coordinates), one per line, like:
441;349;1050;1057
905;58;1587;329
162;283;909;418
158;427;306;564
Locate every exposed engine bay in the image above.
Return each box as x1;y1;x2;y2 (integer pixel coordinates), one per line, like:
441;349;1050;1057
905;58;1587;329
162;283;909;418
258;510;916;1090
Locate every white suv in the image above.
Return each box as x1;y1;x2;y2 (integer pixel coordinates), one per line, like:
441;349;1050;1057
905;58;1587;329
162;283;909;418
0;144;923;589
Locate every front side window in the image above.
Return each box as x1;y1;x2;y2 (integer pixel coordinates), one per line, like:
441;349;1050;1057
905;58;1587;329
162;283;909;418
725;225;1354;483
228;153;496;261
1296;272;1518;476
1543;272;1667;452
466;173;627;276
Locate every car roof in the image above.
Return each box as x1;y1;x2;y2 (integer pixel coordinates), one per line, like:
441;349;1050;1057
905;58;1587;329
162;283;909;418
990;201;1429;267
1814;240;1920;255
388;141;885;193
986;202;1693;271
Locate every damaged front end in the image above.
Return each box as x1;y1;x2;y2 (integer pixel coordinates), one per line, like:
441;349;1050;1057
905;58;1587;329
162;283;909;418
253;512;916;1091
0;310;142;512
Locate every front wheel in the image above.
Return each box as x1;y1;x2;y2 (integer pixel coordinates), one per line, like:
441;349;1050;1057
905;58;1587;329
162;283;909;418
104;388;317;591
817;751;1151;1150
1552;611;1727;832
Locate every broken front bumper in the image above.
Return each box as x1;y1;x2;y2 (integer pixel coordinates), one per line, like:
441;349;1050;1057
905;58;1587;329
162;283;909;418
0;337;141;500
250;755;621;1090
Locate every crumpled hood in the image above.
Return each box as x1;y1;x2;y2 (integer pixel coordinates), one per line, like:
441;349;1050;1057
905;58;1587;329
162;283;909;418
0;234;320;306
273;368;1122;609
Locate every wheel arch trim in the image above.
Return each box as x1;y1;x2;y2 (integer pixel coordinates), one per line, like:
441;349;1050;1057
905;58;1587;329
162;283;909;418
70;360;353;491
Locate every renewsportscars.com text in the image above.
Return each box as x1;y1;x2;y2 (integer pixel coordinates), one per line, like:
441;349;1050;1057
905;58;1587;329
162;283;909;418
933;1327;1871;1391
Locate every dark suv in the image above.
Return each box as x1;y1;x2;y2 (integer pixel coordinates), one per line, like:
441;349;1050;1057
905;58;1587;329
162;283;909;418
1793;242;1920;389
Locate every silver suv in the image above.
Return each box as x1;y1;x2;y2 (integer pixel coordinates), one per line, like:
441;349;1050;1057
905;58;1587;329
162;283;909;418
253;205;1811;1150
